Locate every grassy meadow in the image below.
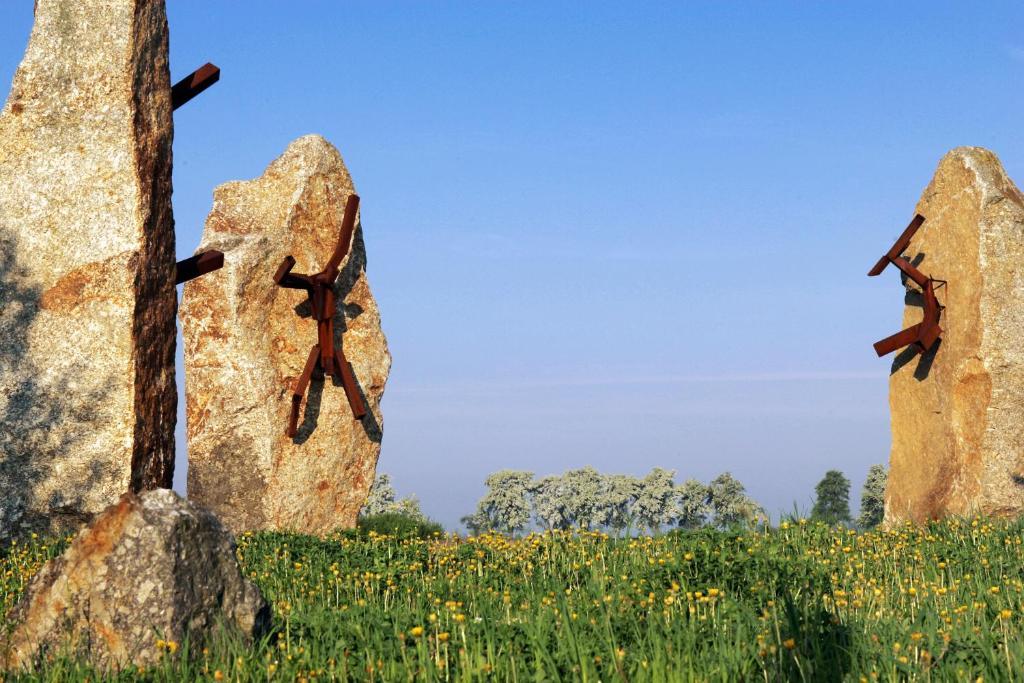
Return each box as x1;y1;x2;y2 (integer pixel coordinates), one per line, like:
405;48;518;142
3;519;1024;681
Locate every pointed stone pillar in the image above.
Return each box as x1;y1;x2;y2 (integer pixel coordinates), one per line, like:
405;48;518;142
0;0;177;538
884;147;1024;524
180;135;390;535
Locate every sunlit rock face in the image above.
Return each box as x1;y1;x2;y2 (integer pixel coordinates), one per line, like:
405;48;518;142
1;490;269;672
0;0;178;539
180;135;390;535
884;147;1024;524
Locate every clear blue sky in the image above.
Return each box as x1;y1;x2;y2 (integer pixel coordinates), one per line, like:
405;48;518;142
3;3;1023;528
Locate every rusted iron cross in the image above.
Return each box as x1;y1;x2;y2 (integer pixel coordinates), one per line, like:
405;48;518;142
868;214;946;357
274;194;368;438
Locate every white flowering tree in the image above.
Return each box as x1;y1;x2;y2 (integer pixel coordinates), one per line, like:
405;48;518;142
675;479;711;530
560;466;604;529
596;473;640;533
360;473;425;520
633;468;679;533
361;473;397;516
468;470;535;535
531;474;571;531
707;472;763;528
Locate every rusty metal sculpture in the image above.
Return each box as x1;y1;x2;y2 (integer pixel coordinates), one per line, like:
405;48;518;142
869;214;946;357
274;194;368;437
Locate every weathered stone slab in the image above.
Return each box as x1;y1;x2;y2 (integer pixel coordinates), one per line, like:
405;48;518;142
884;147;1024;524
1;489;269;672
0;0;178;539
180;135;390;535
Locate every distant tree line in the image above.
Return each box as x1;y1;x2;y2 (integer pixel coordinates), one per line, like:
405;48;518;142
361;463;890;535
460;467;765;535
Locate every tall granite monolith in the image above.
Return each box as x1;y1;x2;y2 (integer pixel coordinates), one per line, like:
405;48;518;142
180;135;390;535
0;0;177;538
884;147;1024;524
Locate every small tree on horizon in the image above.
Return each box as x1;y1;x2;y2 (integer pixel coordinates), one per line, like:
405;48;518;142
560;466;603;529
812;470;852;525
360;473;428;522
460;511;494;535
596;473;641;533
707;472;762;528
633;468;679;533
676;479;711;530
531;474;570;530
361;474;397;516
858;464;887;529
468;470;535;535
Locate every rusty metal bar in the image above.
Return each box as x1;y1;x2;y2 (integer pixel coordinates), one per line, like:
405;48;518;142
171;63;220;111
868;214;926;276
874;323;923;357
917;280;943;351
288;346;321;438
274;256;312;290
891;255;930;289
325;195;360;280
175;249;224;285
337;353;368;419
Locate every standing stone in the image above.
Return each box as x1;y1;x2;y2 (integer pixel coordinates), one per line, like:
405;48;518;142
2;489;269;672
180;135;390;535
884;147;1024;524
0;0;177;538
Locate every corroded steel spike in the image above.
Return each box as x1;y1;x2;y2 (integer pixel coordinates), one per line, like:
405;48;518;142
175;249;224;285
171;63;220;111
274;194;368;436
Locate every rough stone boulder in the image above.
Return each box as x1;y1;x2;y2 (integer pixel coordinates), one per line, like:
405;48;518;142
0;0;178;539
884;147;1024;524
180;135;391;535
1;489;269;672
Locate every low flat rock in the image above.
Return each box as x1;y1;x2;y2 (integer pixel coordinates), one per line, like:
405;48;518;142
884;147;1024;524
1;489;269;672
180;135;391;534
0;0;178;539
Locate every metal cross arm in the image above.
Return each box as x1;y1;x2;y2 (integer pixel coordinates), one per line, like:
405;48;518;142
872;279;944;357
171;62;220;111
868;214;925;277
175;249;224;285
273;194;367;438
869;214;946;357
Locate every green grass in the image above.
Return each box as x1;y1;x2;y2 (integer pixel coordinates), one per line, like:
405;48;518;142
4;518;1024;681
